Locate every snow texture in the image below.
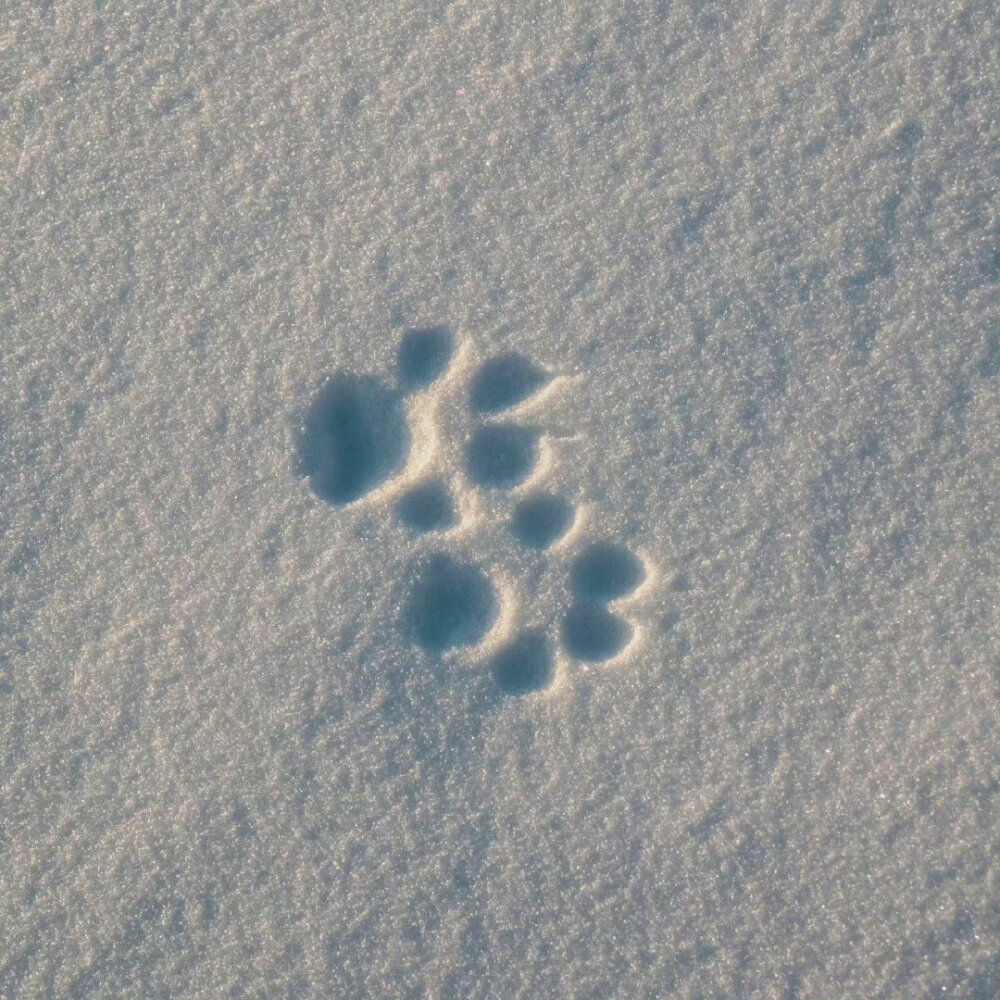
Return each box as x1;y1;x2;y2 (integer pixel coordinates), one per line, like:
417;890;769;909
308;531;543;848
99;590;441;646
1;1;997;998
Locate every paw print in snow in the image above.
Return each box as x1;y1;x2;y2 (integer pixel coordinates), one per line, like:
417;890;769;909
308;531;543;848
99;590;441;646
300;326;654;697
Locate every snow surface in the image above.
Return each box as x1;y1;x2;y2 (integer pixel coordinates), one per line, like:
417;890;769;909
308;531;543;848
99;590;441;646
1;1;997;997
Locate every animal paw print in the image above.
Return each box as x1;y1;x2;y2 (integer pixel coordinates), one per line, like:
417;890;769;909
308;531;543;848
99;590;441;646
300;326;652;697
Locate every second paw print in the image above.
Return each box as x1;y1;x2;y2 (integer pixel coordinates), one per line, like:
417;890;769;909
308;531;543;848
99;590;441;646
300;326;654;698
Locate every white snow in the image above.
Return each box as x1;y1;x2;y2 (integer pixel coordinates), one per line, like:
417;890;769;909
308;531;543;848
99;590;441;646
1;1;997;997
